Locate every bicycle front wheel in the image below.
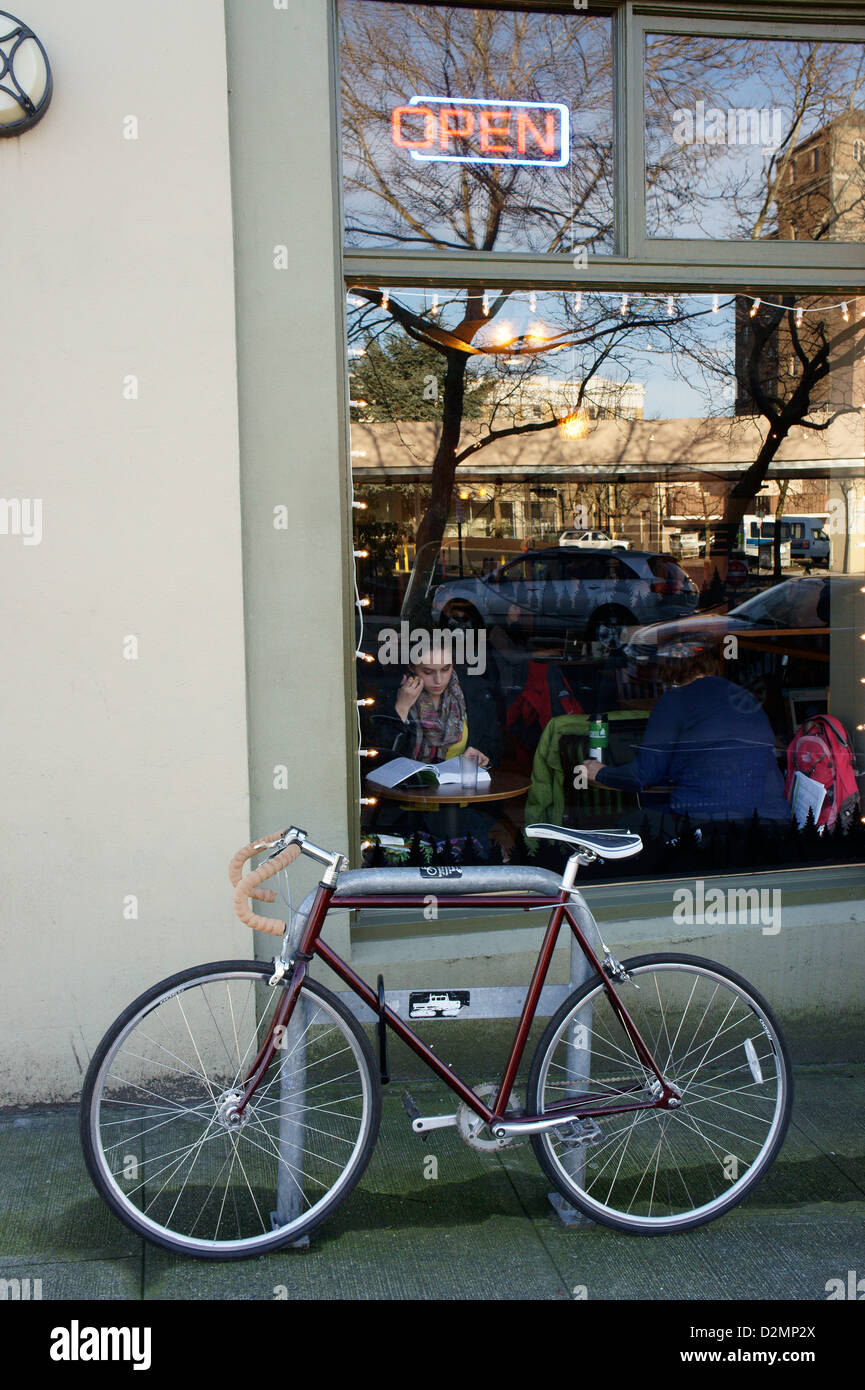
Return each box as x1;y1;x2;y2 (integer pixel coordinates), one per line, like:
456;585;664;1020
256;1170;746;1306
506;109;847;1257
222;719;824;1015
527;954;792;1234
80;962;381;1259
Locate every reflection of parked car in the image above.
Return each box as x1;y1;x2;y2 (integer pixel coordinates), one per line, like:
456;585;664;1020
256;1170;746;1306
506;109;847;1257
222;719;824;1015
431;548;699;646
559;529;631;549
669;531;706;558
622;575;853;693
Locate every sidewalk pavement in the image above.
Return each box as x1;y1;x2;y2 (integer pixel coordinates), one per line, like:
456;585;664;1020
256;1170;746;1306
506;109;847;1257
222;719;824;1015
1;1064;862;1302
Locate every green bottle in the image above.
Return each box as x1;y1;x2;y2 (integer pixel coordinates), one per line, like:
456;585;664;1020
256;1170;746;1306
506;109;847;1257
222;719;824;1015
588;717;609;762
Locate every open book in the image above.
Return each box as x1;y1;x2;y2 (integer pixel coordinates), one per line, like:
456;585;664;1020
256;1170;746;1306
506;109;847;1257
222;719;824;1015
367;754;491;791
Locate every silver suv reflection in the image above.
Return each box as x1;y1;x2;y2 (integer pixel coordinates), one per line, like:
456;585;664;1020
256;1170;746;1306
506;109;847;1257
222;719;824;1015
431;548;698;645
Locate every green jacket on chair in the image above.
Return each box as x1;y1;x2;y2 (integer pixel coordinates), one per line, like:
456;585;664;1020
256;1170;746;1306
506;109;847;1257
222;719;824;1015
523;711;651;848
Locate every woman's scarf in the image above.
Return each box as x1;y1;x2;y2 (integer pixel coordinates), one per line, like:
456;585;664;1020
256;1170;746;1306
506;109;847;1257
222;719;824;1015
409;673;467;762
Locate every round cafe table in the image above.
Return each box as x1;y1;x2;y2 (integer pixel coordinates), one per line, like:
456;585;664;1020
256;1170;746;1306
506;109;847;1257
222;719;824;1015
368;767;530;812
366;768;531;845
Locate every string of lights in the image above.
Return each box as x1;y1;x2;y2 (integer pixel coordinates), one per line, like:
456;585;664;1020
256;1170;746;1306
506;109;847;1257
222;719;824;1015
349;287;862;319
352;494;378;814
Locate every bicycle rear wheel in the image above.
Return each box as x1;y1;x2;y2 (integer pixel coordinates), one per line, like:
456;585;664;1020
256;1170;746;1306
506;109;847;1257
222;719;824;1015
527;954;792;1234
80;961;381;1259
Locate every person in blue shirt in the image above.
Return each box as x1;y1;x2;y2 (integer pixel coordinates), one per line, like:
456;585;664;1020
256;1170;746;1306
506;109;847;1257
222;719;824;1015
578;643;791;825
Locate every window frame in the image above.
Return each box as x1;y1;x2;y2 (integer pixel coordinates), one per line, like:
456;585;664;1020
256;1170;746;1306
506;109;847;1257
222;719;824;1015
340;0;865;290
338;0;865;887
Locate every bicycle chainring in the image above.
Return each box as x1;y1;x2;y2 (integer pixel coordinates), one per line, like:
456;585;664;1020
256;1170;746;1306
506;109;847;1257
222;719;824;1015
457;1082;526;1152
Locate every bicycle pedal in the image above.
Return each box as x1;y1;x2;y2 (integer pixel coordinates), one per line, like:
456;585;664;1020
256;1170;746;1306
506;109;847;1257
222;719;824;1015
401;1089;421;1122
558;1117;603;1146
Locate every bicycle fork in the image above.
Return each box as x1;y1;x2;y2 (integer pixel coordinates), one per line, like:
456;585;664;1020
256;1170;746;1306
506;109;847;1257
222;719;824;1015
229;864;344;1124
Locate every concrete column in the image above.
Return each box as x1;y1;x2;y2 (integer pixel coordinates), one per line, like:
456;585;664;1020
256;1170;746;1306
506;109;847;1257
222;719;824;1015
225;0;356;966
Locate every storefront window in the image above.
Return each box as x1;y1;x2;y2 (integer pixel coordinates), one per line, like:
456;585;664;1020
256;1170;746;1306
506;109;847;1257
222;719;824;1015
645;33;865;241
348;285;864;880
338;1;614;254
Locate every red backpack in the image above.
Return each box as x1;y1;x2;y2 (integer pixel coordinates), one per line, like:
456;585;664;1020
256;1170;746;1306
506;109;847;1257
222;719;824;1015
785;715;860;831
505;661;583;772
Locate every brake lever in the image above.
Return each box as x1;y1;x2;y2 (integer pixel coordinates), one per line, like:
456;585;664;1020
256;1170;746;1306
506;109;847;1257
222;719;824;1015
262;826;306;862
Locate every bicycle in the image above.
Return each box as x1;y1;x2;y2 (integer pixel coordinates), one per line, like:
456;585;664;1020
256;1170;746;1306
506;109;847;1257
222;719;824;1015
80;823;793;1259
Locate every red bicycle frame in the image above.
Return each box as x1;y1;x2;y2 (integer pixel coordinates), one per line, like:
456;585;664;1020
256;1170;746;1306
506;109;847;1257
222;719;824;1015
238;881;678;1126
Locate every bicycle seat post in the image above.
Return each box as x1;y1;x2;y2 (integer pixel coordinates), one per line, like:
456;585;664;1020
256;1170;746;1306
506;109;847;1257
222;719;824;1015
561;852;581;893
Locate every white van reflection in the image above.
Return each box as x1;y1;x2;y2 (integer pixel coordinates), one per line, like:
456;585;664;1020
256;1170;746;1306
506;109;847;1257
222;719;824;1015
410;992;463;1018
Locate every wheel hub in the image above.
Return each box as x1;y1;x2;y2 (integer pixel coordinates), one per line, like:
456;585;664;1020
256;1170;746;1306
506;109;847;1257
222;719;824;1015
215;1088;250;1130
647;1077;682;1108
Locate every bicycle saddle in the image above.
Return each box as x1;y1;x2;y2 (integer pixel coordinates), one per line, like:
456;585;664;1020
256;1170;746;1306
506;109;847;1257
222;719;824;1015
525;824;643;859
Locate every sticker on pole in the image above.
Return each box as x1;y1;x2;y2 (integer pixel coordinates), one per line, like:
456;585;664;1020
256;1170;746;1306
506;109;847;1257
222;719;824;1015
409;990;469;1020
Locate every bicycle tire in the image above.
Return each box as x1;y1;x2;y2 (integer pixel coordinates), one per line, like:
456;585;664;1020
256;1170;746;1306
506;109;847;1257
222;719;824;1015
80;961;381;1259
527;953;793;1234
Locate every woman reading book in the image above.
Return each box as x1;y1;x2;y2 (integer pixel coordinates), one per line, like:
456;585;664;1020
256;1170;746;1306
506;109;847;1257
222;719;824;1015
370;637;506;857
393;655;491;768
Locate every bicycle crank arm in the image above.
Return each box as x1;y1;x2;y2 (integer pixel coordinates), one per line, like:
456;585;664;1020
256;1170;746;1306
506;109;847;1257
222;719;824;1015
412;1113;458;1133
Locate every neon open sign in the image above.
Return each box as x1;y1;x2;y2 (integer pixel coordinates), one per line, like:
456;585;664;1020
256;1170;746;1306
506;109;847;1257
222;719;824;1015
391;96;570;166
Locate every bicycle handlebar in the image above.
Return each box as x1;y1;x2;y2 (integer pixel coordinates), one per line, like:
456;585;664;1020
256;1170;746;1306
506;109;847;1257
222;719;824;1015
229;828;345;935
230;832;301;936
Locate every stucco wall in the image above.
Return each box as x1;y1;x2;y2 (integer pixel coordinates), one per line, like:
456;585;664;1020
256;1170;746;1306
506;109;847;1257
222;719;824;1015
0;0;249;1100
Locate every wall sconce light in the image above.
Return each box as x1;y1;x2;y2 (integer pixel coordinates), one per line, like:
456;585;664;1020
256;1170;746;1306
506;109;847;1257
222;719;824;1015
0;11;52;137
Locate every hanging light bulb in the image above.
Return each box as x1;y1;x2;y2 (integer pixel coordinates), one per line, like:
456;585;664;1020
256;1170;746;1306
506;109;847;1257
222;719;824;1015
795;306;804;327
359;797;378;806
353;549;369;558
841;301;850;322
573;291;582;314
620;292;629;316
667;295;675;317
356;697;375;706
482;291;490;316
749;298;761;317
381;289;389;311
358;749;379;758
712;294;720;313
530;291;537;313
431;293;439;315
352;500;368;510
558;410;589;440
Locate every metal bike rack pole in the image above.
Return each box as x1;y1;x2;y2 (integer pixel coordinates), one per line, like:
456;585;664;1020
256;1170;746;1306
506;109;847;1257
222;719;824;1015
266;898;314;1244
274;990;311;1248
547;927;594;1229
